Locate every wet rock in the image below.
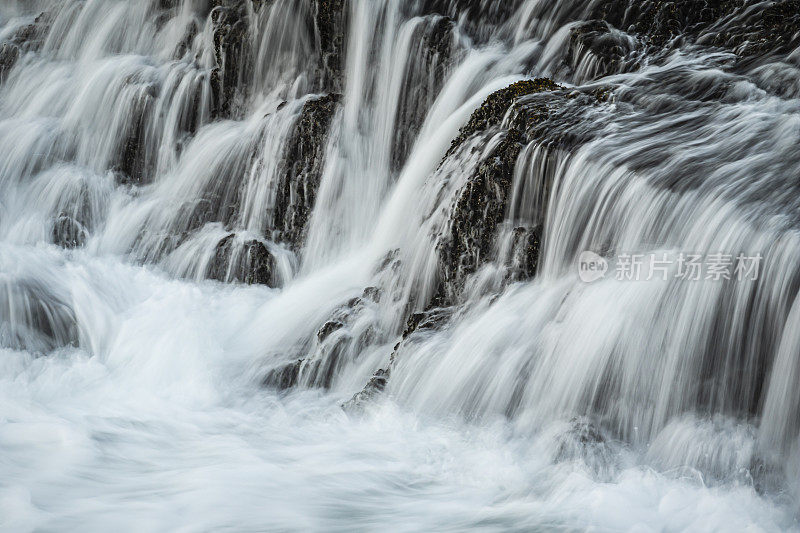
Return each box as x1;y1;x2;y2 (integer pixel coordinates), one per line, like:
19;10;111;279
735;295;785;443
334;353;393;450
206;234;275;286
568;20;639;82
391;15;456;168
553;418;618;481
436;79;605;304
343;305;455;410
6;11;52;52
114;84;157;185
313;0;347;92
274;93;341;248
0;11;51;81
264;287;382;391
341;368;389;412
508;226;541;282
262;358;302;389
415;0;523;42
317;319;344;342
209;1;253;118
52;214;88;249
0;43;19;81
591;0;800;60
444;79;562;160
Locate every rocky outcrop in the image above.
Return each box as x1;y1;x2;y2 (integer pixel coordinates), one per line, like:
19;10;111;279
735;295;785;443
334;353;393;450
436;79;605;304
206;234;275;286
273;93;341;247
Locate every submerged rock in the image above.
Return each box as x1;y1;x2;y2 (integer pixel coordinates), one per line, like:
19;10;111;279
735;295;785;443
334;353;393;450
52;214;88;249
553;418;618;482
0;278;78;353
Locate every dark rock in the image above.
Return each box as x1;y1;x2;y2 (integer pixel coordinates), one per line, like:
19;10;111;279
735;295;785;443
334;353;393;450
114;83;157;185
436;79;605;304
209;1;253;118
264;287;382;391
262;358;302;389
342;368;389;412
313;0;347;92
413;0;524;42
274;93;341;248
206;234;275;286
444;78;562;160
508;226;541;282
0;43;19;82
52;214;87;249
0;11;52;82
6;11;52;53
317;320;344;342
591;0;800;60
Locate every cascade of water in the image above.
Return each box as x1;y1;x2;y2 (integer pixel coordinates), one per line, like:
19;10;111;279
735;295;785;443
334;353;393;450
2;0;800;528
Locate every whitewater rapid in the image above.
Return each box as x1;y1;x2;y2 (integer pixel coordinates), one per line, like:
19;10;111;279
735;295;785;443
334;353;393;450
0;250;793;531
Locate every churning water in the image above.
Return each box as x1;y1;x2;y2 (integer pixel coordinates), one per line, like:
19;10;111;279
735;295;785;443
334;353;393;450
2;0;800;530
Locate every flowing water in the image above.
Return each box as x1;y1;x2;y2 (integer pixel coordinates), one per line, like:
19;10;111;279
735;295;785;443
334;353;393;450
2;0;800;530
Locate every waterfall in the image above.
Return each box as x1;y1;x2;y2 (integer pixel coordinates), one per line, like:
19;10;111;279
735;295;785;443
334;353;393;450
2;0;800;529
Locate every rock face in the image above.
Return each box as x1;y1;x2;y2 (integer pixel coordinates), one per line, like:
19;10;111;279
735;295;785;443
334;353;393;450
114;82;158;185
313;0;347;92
209;1;254;118
345;79;610;408
274;93;341;247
